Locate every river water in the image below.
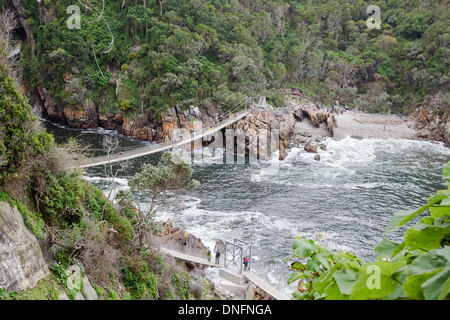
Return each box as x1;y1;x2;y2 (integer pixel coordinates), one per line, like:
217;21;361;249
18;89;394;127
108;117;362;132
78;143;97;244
44;120;450;296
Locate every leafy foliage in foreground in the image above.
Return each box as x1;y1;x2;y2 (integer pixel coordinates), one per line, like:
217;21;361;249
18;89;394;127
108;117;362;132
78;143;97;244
287;162;450;300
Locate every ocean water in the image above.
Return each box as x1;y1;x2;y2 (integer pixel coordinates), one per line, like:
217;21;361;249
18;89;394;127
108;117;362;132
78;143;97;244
45;121;450;296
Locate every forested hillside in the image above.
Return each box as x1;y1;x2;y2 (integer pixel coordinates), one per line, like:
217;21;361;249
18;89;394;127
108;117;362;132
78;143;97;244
0;53;222;300
4;0;450;119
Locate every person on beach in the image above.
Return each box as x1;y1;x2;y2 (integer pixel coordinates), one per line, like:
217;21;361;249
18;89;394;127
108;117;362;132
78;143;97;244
243;256;249;271
215;250;221;264
206;248;212;262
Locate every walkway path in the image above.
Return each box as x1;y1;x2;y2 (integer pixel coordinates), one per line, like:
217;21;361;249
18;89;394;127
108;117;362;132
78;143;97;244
159;247;224;268
159;246;290;300
66;104;252;170
243;271;289;300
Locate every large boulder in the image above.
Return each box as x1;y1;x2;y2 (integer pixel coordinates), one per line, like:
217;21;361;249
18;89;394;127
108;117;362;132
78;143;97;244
412;107;450;148
0;202;52;291
58;265;98;300
159;219;208;261
304;142;318;153
229;105;294;160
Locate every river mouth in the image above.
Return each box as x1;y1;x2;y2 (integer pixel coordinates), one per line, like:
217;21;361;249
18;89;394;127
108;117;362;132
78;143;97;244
44;120;450;296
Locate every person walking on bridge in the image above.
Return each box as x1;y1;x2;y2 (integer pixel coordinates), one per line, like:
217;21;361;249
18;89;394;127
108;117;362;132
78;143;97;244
206;248;212;262
215;250;221;265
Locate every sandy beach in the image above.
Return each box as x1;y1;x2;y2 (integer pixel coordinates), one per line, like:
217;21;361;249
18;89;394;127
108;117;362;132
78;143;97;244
333;110;417;140
293;109;418;142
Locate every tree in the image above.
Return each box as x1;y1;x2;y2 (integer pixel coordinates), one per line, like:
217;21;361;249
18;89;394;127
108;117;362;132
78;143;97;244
0;7;19;52
124;151;199;250
100;135;128;219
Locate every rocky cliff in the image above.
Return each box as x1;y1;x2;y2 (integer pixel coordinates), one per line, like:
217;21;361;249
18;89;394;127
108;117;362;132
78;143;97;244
228;88;336;160
411;106;450;148
31;72;222;145
0;201;51;291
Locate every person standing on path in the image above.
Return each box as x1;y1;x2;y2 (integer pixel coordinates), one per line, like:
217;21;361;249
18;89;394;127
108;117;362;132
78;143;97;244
243;256;249;271
206;248;212;262
215;250;221;264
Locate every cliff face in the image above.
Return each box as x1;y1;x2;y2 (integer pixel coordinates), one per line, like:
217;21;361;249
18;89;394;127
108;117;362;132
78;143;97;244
412;107;450;148
0;202;51;291
229;89;336;160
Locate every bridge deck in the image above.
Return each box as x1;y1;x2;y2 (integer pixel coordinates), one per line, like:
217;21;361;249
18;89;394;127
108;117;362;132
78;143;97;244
243;271;290;300
67;108;251;169
159;246;290;300
159;247;224;268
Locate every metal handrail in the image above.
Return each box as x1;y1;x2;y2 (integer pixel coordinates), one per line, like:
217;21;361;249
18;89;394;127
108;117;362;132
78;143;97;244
224;238;252;274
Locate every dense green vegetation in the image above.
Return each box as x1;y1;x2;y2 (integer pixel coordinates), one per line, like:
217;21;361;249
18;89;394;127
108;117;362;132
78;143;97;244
7;0;449;120
0;56;55;189
0;53;215;299
1;0;449;302
287;162;450;300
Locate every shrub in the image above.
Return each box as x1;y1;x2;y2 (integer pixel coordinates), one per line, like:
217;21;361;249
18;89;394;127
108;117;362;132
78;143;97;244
121;253;159;300
0;191;45;238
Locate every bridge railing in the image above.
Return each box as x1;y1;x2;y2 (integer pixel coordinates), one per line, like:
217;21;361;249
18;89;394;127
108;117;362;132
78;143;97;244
69;96;266;169
224;238;252;275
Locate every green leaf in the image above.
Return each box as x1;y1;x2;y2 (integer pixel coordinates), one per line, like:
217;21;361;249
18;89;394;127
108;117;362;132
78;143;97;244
315;266;338;293
404;227;450;251
403;269;441;300
287;271;303;285
333;269;359;295
443;162;450;181
386;193;447;234
291;261;305;270
307;259;320;272
422;267;450;300
434;215;450;228
392;242;405;258
400;247;450;276
349;261;406;300
430;206;450;219
316;254;330;270
386;283;407;300
400;194;444;225
374;238;401;258
385;209;417;234
324;283;348;300
293;238;316;259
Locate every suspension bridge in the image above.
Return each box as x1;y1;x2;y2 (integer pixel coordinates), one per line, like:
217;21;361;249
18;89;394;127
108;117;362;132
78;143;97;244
63;97;291;300
159;239;290;300
66;96;264;170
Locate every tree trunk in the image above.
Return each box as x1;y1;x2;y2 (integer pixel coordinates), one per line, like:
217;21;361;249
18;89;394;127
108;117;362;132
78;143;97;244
10;0;35;58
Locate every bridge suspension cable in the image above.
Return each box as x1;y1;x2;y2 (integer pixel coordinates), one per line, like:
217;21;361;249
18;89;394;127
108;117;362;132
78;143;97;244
66;96;263;169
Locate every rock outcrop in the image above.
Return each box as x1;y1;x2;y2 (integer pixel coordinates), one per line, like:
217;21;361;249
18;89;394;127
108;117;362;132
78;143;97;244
227;89;337;160
158;219;209;270
0;202;52;291
58;265;98;300
411;106;450;148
